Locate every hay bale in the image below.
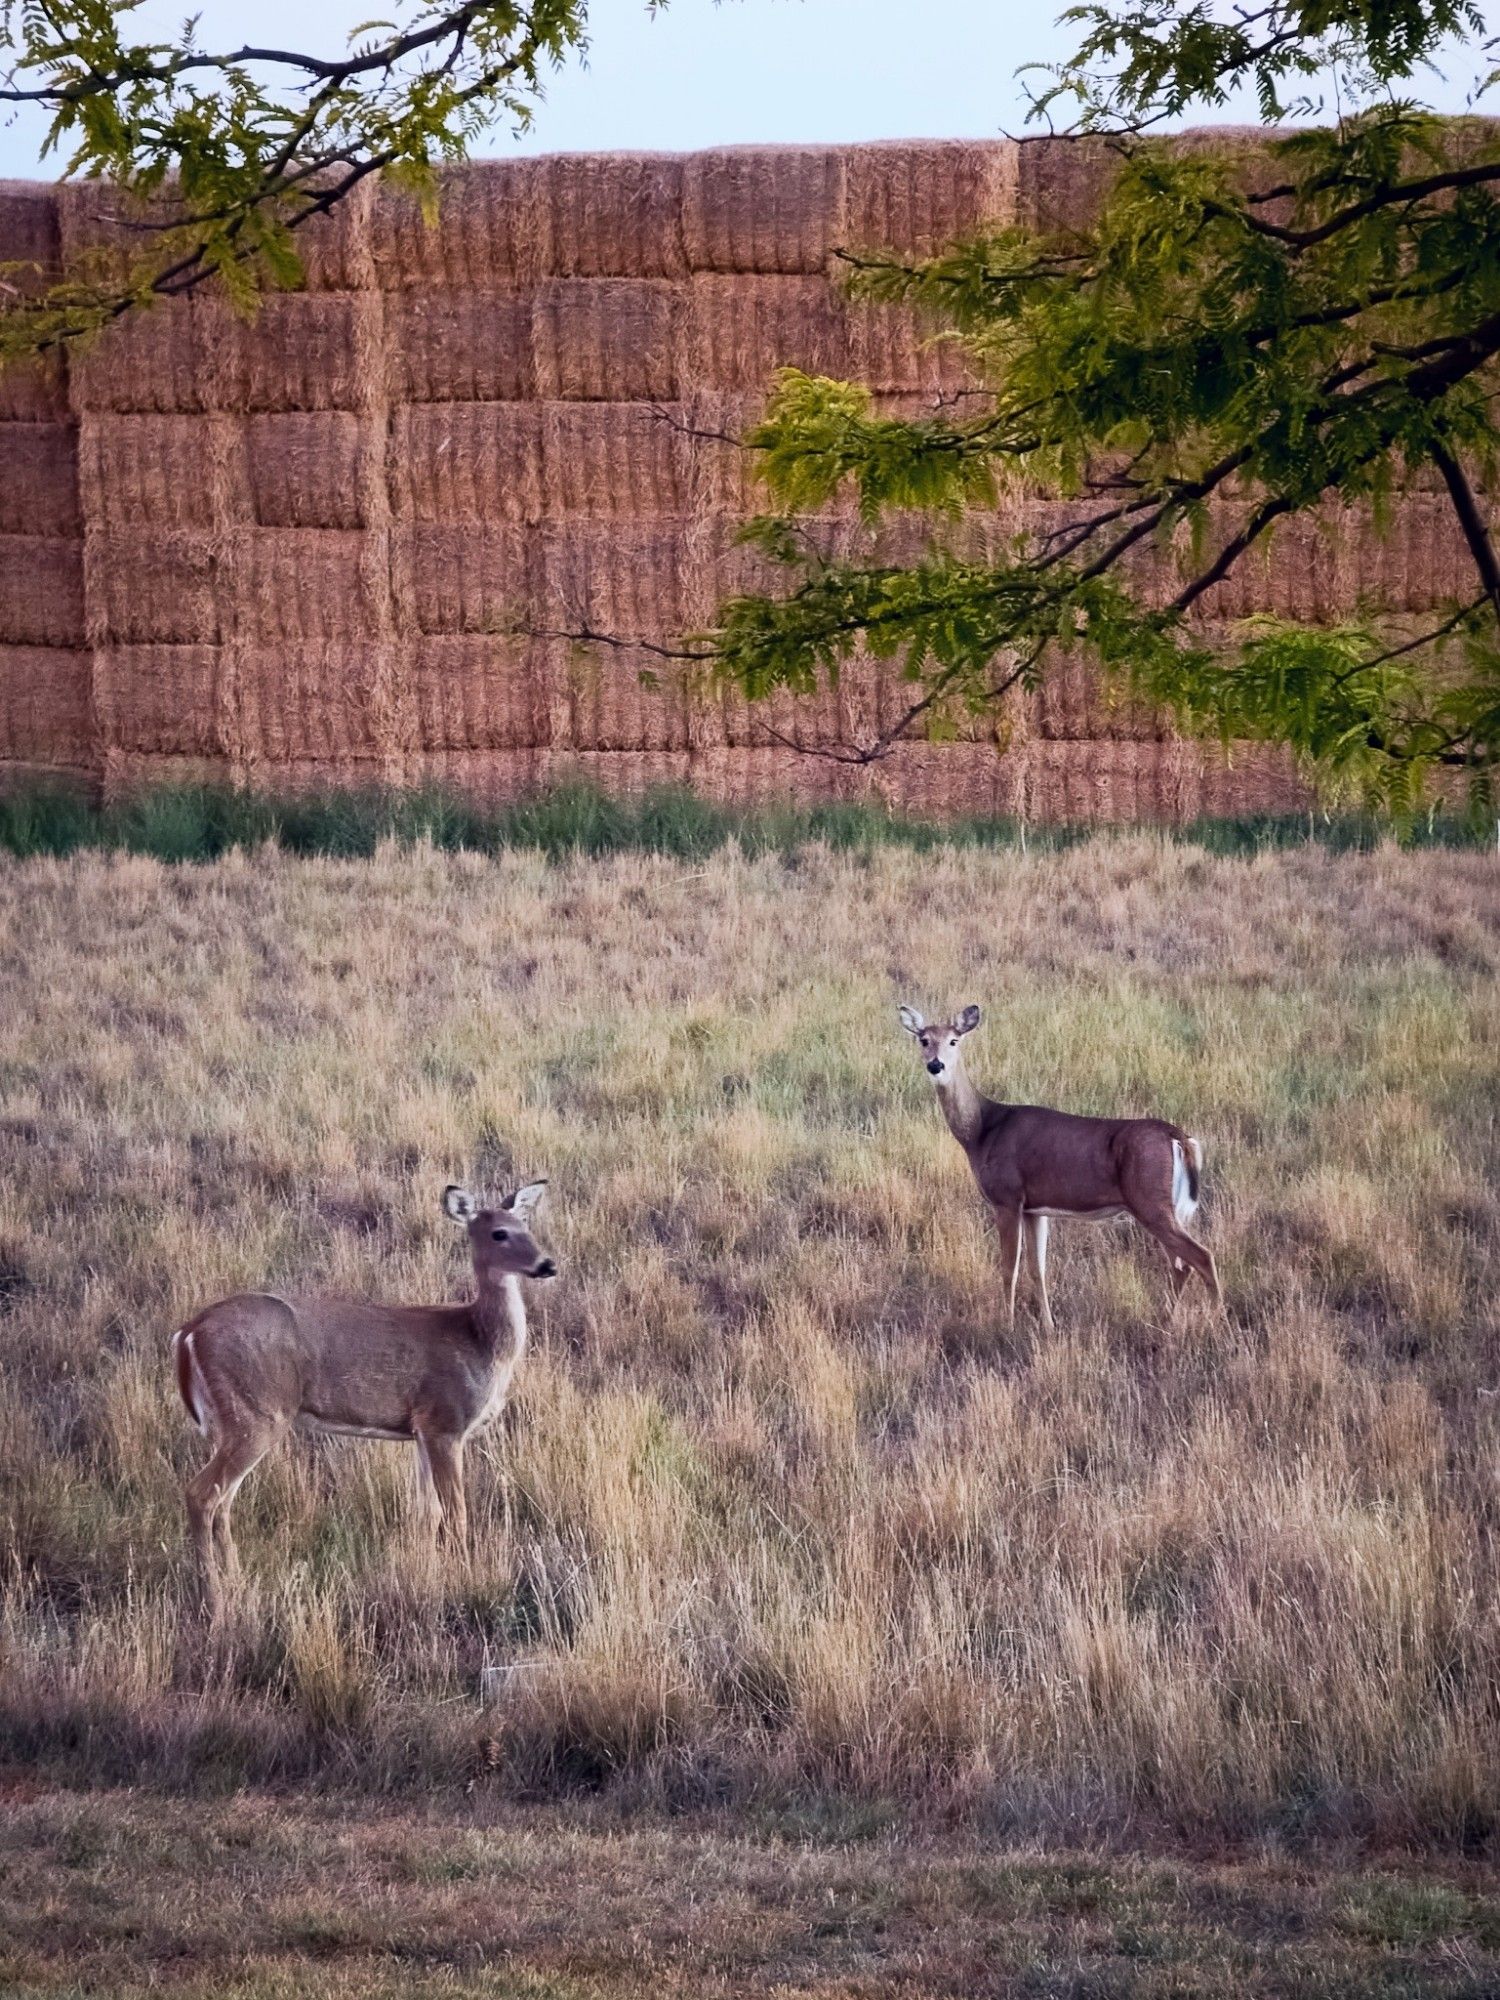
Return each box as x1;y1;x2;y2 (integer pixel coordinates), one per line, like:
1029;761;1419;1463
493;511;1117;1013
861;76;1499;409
0;423;78;537
78;415;244;528
688;745;856;806
532;279;685;401
235;641;391;763
397;522;533;638
291;178;377;292
0;180;61;288
0;643;91;762
682;146;846;274
684;392;769;514
537;522;695;750
1180;504;1451;623
1033;654;1166;741
54;180;158;286
544;749;693;792
535;153;688;277
0;185;67;418
56;173;371;291
716;676;849;754
408;633;549;750
235;528;388;640
538;402;689;518
690;275;853;389
704;521;850;751
1014;136;1120;236
843;140;1017;259
71;293;375;414
94;751;233;797
1196;740;1308;817
0;533;84;645
863;741;1012;818
1337;494;1478;615
94;644;225;755
848;298;978;394
390;403;544;524
1023;740;1207;822
402;747;544;801
246;412;370;528
241;294;382;414
388;289;534;404
0;353;69;424
371;162;549;289
85;528;219;644
69;299;216;414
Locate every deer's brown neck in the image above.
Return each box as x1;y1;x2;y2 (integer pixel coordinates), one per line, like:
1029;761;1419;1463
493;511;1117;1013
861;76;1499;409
935;1051;987;1149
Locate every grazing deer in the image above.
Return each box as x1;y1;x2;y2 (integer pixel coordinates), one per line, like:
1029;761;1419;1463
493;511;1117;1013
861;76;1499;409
170;1181;555;1615
899;1005;1220;1329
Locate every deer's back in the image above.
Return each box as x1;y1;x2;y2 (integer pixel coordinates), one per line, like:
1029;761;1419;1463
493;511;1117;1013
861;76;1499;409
184;1291;488;1434
971;1102;1187;1214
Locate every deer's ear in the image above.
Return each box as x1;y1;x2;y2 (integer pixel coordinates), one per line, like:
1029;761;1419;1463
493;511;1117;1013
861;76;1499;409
503;1179;547;1222
898;1004;927;1038
443;1185;477;1223
956;1004;982;1035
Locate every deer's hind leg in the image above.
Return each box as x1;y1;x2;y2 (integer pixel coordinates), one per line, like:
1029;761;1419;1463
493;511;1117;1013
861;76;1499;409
1121;1145;1221;1316
1130;1208;1220;1315
186;1421;282;1618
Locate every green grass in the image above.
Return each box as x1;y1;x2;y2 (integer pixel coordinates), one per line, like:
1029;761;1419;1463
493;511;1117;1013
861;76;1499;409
0;777;1482;864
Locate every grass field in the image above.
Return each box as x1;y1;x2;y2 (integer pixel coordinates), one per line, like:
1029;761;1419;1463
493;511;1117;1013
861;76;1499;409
1;827;1497;1871
4;1789;1499;1998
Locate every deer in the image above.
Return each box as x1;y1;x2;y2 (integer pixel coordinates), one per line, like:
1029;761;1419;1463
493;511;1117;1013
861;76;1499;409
170;1181;555;1616
898;1005;1220;1330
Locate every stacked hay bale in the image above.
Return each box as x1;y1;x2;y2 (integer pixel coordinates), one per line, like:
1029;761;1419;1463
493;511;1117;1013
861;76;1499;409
0;184;87;786
0;138;1456;819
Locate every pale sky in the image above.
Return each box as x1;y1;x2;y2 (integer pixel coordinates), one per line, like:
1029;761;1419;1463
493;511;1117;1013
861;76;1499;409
1;0;1495;181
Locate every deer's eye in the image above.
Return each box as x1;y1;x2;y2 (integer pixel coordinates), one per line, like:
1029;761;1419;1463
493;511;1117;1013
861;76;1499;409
491;1228;510;1243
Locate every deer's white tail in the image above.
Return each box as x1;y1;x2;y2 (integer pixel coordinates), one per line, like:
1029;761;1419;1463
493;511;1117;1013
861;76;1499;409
172;1326;207;1434
1172;1138;1203;1226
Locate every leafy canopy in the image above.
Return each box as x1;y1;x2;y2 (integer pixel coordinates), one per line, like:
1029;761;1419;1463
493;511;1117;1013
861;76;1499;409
703;3;1500;818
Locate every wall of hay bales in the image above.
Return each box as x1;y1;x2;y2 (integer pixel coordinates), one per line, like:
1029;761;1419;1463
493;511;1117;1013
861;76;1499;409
0;141;1470;820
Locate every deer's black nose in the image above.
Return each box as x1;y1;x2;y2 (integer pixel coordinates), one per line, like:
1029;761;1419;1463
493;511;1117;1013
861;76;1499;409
533;1257;557;1279
926;1059;943;1076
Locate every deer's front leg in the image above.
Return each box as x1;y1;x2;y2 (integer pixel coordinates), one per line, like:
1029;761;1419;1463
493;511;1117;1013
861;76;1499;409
994;1205;1024;1329
415;1429;469;1555
1025;1213;1055;1334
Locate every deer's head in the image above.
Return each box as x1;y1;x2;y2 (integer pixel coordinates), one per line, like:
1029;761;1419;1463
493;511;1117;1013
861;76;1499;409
898;1003;981;1083
443;1182;557;1282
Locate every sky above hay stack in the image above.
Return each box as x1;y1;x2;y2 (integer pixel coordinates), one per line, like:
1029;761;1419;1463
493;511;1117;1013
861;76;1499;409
0;0;1495;180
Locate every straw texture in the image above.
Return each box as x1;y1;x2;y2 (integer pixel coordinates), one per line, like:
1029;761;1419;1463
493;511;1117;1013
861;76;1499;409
0;644;90;765
0;143;1419;815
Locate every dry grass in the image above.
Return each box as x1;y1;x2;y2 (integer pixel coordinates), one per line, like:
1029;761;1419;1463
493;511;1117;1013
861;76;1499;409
3;1788;1499;1998
0;837;1496;1850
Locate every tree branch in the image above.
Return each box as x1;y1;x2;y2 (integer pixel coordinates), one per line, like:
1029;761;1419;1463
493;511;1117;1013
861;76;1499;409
1427;437;1500;617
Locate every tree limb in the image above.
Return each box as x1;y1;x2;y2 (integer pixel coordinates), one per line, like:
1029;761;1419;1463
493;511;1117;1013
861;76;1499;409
1427;437;1500;617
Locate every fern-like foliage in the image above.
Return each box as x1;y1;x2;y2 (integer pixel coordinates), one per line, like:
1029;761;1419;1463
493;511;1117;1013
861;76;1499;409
702;6;1500;820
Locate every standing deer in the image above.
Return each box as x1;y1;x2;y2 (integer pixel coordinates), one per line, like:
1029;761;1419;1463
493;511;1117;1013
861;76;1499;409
170;1181;555;1615
899;1005;1220;1328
